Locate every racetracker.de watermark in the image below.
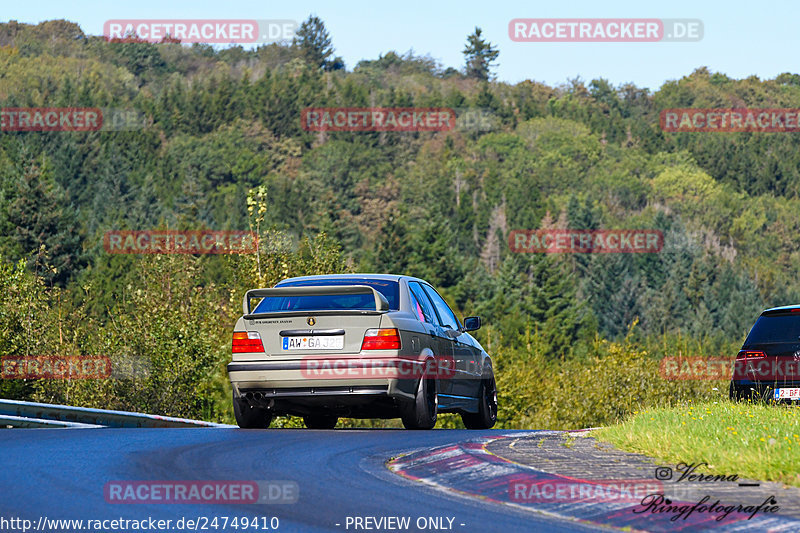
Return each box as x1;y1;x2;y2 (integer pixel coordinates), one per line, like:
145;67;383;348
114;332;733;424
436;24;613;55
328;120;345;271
510;479;662;503
509;18;703;42
300;357;457;379
0;108;147;132
104;19;297;44
301;107;456;132
660;356;800;381
1;356;111;380
661;108;800;132
104;481;298;504
103;230;257;254
509;229;663;253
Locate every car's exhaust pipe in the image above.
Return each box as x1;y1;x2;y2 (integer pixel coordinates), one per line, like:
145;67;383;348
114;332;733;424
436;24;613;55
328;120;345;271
241;392;273;409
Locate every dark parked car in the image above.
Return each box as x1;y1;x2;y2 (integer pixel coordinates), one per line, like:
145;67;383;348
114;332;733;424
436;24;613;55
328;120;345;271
228;274;498;429
730;305;800;402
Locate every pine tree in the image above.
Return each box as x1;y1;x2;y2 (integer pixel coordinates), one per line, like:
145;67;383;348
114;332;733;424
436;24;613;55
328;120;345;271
525;254;590;355
462;27;499;81
372;207;412;274
1;157;83;286
586;254;641;339
566;195;599;278
293;16;336;70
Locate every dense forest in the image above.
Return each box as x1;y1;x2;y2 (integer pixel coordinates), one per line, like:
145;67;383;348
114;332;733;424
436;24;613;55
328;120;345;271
1;18;798;427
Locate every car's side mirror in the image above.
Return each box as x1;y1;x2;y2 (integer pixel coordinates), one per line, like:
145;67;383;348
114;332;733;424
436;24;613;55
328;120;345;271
462;316;481;332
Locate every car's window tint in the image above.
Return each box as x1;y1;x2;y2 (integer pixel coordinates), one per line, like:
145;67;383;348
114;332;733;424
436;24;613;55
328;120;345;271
253;293;375;313
421;284;459;330
745;314;800;344
408;282;436;324
407;288;426;322
274;278;399;310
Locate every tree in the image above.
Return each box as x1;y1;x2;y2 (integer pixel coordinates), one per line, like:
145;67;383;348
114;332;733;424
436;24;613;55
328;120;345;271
293;15;337;70
462;27;499;81
585;254;642;339
566;195;600;278
371;206;412;274
1;157;83;286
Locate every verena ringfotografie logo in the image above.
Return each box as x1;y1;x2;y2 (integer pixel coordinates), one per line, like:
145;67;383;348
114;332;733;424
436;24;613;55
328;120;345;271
634;494;779;523
1;356;111;380
104;480;298;504
509;19;703;42
301;107;456;132
300;356;456;379
509;229;663;253
103;231;257;254
510;479;662;503
104;20;297;44
661;108;800;132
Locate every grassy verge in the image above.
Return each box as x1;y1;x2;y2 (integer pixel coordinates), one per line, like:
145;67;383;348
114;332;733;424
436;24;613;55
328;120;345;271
594;400;800;487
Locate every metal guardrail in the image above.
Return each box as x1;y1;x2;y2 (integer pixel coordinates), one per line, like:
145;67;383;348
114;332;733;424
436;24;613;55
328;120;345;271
0;399;235;428
0;414;103;429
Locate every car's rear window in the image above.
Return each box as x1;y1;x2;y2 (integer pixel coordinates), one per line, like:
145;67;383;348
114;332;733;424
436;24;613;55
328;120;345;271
252;278;400;313
745;314;800;344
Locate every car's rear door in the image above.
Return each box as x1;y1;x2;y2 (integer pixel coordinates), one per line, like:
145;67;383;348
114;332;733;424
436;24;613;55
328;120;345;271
408;281;453;396
420;283;482;399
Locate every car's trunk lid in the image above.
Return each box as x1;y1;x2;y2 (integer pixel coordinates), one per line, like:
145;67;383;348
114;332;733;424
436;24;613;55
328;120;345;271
239;285;389;359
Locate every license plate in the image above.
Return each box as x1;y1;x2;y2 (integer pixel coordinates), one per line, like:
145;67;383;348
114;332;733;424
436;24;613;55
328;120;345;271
282;336;344;350
774;388;800;400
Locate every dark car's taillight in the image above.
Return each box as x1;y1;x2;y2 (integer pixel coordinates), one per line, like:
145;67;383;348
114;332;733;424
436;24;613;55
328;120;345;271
232;331;264;353
737;350;766;359
361;328;401;350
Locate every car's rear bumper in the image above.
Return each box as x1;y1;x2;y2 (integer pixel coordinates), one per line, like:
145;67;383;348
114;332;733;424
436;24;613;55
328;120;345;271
732;379;800;387
227;357;426;406
731;379;800;402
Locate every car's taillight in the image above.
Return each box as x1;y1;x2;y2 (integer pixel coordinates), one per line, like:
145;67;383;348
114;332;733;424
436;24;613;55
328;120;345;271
361;328;401;350
737;350;766;359
232;331;264;353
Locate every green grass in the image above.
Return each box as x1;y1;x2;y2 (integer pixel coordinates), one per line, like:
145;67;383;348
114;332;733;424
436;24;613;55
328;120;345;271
594;400;800;487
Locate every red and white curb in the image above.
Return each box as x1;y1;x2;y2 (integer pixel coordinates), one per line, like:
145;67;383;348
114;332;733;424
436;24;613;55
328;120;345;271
387;432;799;532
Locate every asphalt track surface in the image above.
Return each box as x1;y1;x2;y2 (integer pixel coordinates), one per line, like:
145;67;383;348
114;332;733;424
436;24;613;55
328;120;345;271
0;429;599;533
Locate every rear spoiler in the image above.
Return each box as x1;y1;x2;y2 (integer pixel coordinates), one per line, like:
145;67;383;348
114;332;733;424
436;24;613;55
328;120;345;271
761;308;800;316
243;285;390;315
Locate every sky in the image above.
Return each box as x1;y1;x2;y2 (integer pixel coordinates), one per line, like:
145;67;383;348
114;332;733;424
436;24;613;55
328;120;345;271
3;0;796;91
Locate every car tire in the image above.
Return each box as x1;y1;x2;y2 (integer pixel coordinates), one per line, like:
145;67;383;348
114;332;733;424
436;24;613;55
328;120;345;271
461;372;498;429
729;381;754;402
233;393;273;429
303;414;338;429
401;376;437;430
